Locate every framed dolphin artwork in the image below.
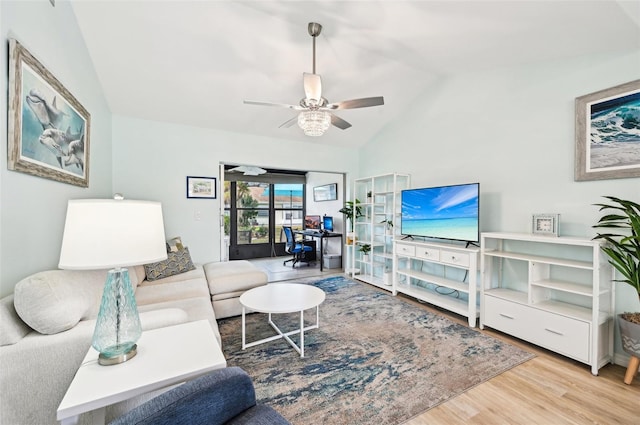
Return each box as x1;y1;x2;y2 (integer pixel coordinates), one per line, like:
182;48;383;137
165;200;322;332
8;39;90;187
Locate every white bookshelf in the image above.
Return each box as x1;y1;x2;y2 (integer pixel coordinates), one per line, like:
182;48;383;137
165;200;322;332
480;232;614;375
348;173;410;291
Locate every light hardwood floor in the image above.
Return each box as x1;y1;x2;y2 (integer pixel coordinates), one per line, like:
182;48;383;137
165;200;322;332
401;295;640;425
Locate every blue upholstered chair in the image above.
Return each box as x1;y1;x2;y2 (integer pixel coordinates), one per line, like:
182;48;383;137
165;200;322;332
109;367;290;425
282;226;313;267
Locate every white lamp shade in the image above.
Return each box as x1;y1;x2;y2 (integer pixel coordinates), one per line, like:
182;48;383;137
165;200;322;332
59;199;168;270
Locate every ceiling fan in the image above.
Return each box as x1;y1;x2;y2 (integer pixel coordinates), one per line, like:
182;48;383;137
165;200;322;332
243;22;384;136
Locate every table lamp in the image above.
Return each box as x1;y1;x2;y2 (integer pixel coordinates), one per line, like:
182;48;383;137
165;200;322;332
58;196;167;365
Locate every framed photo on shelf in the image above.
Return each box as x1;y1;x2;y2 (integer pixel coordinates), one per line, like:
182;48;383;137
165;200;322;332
187;176;216;199
574;79;640;181
8;39;91;187
313;183;338;202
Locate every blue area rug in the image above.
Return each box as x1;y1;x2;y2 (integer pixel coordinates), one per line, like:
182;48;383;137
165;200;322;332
218;275;534;424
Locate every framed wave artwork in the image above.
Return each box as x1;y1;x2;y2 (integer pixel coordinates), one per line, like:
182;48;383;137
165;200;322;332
574;79;640;181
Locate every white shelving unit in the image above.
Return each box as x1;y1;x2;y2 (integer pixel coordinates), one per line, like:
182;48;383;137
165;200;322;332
393;240;480;327
348;173;410;291
480;232;614;375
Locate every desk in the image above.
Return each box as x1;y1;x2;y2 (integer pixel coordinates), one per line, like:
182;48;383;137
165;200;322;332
57;320;226;425
294;230;343;272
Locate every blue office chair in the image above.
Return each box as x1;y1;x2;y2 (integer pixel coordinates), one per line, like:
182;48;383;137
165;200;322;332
282;226;313;267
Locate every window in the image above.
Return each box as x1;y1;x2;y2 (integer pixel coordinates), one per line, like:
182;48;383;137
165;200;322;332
224;171;306;259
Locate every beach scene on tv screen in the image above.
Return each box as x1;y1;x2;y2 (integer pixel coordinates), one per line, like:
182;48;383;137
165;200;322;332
402;184;479;241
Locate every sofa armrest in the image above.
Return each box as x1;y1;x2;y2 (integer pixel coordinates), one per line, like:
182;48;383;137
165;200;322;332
108;367;259;425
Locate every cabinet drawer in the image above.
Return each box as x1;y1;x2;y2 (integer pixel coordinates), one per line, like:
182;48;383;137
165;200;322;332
483;295;529;336
396;243;415;257
440;250;470;267
534;310;590;363
483;296;590;363
415;246;439;261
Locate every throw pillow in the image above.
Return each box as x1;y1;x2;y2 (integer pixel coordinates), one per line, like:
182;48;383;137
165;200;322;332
166;236;184;252
144;247;196;281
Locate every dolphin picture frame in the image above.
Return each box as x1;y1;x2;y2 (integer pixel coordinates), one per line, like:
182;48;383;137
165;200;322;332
8;39;91;187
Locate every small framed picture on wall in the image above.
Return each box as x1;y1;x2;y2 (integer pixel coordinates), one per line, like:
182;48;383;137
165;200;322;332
313;183;338;202
186;176;216;199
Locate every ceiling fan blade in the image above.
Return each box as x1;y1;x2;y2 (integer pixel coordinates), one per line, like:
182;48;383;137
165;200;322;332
330;113;352;130
325;96;384;110
303;73;322;102
278;116;299;128
243;100;303;110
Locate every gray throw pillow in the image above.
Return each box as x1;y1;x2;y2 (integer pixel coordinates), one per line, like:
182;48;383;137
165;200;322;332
144;247;196;282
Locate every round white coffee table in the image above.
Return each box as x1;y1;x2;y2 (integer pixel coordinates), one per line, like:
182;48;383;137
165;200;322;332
239;283;326;357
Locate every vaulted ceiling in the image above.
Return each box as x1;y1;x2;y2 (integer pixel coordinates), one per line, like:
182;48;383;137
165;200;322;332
71;1;640;148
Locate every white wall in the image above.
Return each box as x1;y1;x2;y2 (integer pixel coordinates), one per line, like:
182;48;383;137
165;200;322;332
306;172;344;232
112;116;358;264
0;0;112;297
306;172;345;255
360;49;640;362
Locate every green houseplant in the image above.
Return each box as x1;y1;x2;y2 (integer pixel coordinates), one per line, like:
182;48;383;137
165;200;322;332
381;219;393;235
339;199;363;232
359;244;372;262
593;196;640;384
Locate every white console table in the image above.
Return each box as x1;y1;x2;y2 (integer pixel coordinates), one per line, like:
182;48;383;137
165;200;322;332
393;239;479;327
480;232;614;375
57;320;227;425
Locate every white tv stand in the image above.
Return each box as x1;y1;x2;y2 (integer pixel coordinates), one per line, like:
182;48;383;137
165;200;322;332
393;239;479;327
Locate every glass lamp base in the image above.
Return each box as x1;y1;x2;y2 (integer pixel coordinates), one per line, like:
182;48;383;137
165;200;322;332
92;268;142;366
98;344;138;366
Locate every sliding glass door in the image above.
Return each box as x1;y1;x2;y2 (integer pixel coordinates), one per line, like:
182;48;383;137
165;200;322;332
224;178;305;260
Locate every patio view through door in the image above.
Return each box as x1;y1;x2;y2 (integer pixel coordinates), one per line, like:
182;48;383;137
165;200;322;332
224;169;306;260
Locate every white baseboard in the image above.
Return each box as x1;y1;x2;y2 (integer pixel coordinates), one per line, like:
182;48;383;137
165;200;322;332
613;352;637;369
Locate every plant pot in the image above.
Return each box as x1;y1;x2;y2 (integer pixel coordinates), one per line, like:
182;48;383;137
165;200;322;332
618;313;640;357
346;232;356;245
362;254;370;263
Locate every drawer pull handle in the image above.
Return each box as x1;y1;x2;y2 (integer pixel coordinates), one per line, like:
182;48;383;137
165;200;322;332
545;328;564;336
499;313;515;320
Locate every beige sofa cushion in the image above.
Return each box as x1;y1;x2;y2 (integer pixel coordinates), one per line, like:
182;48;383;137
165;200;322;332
204;261;267;295
138;297;221;345
0;296;31;346
136;276;210;306
13;269;108;334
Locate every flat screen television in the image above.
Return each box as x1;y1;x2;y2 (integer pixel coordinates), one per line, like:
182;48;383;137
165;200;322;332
304;215;321;230
401;183;480;243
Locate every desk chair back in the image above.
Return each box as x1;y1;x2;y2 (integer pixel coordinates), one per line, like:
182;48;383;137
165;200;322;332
282;226;312;267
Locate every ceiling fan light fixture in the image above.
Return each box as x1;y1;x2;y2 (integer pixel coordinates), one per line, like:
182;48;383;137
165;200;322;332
297;110;331;136
229;165;267;176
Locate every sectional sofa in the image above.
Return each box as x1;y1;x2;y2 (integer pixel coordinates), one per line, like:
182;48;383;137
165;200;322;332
0;259;267;425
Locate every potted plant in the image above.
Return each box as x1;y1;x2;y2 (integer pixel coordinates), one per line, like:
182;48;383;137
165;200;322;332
339;199;363;244
366;191;373;202
359;244;372;263
381;219;394;235
383;265;393;286
593;196;640;385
